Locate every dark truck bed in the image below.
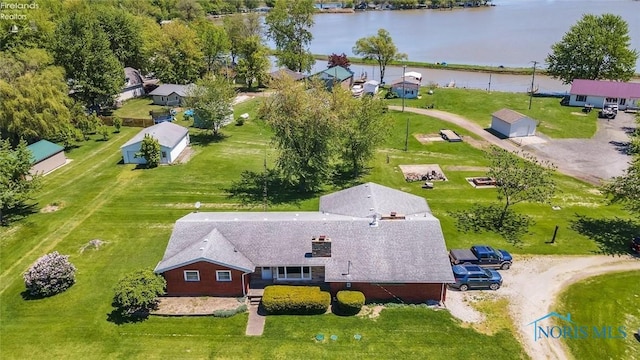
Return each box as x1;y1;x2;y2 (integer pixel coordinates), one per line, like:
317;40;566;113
449;249;477;263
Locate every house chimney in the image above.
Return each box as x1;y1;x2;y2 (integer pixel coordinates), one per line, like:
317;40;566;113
312;236;331;257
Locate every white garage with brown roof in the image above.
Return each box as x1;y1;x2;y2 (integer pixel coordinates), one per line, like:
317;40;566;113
491;108;537;138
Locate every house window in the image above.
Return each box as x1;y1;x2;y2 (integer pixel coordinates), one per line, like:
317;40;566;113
161;151;167;158
184;270;200;282
216;270;232;282
606;97;617;103
576;95;587;102
620;99;626;106
276;266;311;280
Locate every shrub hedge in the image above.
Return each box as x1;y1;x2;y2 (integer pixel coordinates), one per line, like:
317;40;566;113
262;285;331;315
336;290;365;315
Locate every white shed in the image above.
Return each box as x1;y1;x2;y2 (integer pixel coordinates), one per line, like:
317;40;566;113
363;80;380;95
120;122;189;165
404;71;422;83
490;108;537;138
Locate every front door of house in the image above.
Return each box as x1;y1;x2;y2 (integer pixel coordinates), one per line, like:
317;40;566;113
261;267;272;280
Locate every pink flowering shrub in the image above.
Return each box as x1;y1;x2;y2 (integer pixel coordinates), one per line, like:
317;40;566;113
23;251;76;297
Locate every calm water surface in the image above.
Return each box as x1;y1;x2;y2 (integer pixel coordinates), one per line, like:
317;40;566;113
306;0;640;69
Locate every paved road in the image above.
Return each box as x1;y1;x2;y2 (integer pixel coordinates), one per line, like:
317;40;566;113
390;106;636;185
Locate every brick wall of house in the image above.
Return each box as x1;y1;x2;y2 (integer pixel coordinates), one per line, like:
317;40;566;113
329;282;446;303
162;262;249;296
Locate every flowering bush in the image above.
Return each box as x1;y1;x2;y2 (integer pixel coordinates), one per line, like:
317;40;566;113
23;251;76;297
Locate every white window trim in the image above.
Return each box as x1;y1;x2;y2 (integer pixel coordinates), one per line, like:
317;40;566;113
184;270;200;282
216;270;232;282
276;266;312;281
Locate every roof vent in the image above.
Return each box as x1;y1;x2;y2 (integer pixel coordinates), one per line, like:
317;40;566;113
369;214;379;227
381;212;406;220
199;247;204;250
203;238;208;242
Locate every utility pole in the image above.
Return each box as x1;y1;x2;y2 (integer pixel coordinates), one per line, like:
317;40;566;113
528;61;538;110
404;117;409;152
402;63;406;112
263;147;267;212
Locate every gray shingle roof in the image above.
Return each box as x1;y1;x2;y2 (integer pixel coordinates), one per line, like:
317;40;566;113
155;184;453;283
120;122;188;149
319;182;431;218
124;67;143;87
148;84;194;97
492;108;529;124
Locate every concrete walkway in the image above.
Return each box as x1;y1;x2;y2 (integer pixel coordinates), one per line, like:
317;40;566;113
245;304;266;336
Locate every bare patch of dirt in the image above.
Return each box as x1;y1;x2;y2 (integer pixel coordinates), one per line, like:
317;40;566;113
153;297;245;316
415;134;445;144
398;164;447;182
79;239;107;253
570;112;588;117
41;203;62;213
357;305;385;319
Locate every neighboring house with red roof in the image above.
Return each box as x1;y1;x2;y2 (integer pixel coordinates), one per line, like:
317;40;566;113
569;79;640;110
154;183;455;304
491;108;537;138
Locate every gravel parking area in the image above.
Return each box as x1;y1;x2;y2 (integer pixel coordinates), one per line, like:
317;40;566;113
523;112;636;184
445;255;640;360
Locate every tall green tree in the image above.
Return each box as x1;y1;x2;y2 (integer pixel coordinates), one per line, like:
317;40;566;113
546;14;638;84
50;8;123;106
265;0;316;73
97;7;145;69
185;76;236;136
0;50;71;145
486;146;557;225
602;157;640;215
136;134;161;168
175;0;205;21
260;77;338;192
338;95;391;176
146;21;203;84
236;36;271;89
223;13;262;64
353;29;407;84
194;20;230;74
0;139;41;225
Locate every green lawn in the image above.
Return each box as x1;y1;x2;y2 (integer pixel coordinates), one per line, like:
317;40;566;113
556;271;640;360
386;88;598;139
113;97;174;119
0;97;634;358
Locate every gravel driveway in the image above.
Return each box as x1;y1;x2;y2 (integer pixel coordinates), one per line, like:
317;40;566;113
445;255;640;360
391;106;637;185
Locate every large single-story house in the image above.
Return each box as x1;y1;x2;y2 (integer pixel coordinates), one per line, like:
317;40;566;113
391;78;420;99
148;84;194;106
313;65;354;91
154;183;455;303
26;140;66;175
117;67;145;103
120;122;189;165
491;108;537;138
568;79;640;110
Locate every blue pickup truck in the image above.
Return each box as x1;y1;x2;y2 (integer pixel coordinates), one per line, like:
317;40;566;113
449;245;513;270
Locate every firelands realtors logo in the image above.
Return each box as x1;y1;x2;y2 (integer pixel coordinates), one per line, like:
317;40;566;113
527;312;628;342
0;2;38;21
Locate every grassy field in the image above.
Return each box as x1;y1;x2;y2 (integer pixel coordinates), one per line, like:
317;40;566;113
113;97;181;119
556;271;640;360
386;87;598;139
0;95;634;358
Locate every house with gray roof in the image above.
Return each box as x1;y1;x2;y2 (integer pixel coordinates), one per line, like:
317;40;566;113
312;65;354;91
490;108;537;138
120;122;189;165
154;183;455;303
117;67;145;103
148;84;194;106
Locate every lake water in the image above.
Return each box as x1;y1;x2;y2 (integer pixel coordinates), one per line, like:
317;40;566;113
305;0;640;70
